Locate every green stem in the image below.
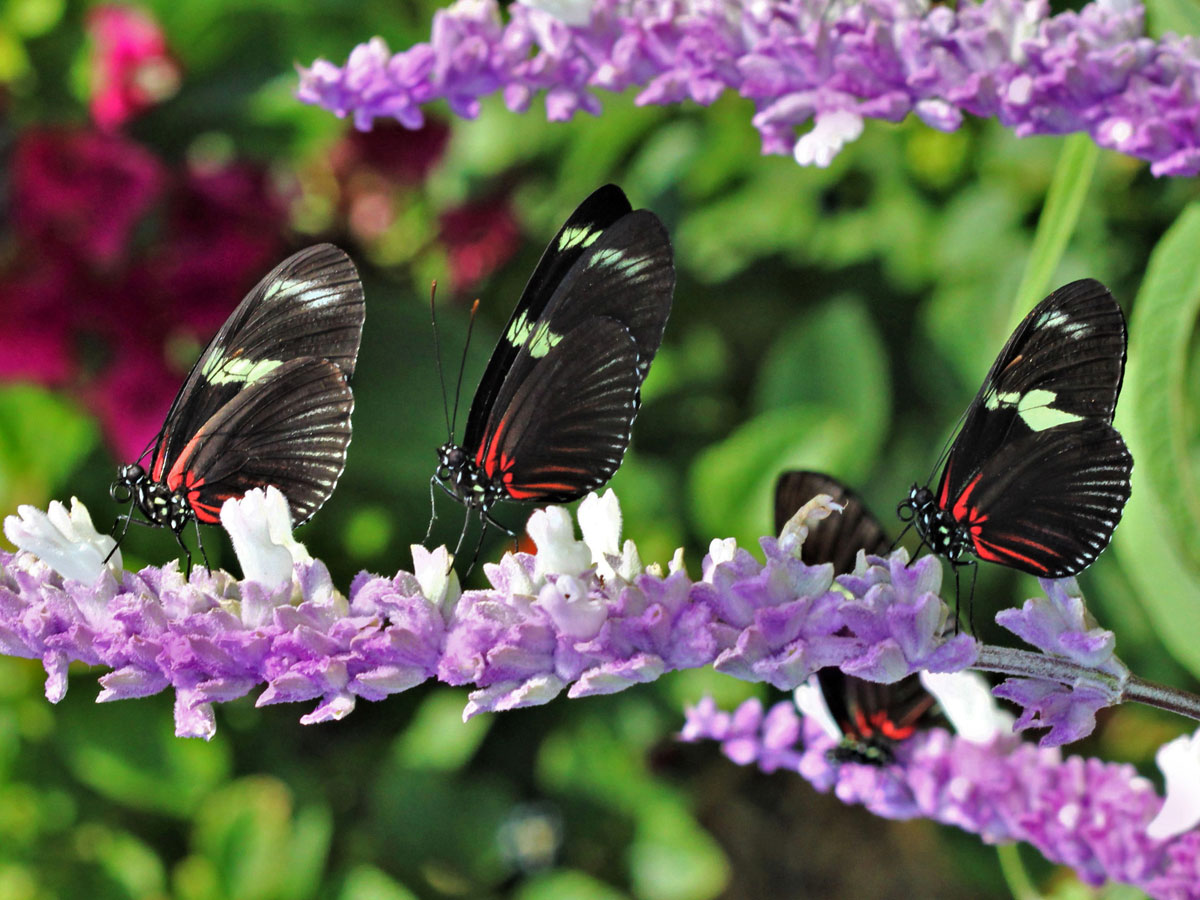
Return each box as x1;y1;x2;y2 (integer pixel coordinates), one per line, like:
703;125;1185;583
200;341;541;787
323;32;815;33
996;844;1041;900
1008;134;1100;331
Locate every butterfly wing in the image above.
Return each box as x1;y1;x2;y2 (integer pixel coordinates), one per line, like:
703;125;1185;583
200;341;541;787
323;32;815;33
163;358;354;525
939;279;1126;504
947;420;1132;577
774;471;890;571
462;185;634;451
149;244;364;483
465;194;674;501
477;318;642;501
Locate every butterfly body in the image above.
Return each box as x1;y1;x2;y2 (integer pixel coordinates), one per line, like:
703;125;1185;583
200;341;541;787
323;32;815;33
430;185;674;558
110;244;365;566
899;279;1132;579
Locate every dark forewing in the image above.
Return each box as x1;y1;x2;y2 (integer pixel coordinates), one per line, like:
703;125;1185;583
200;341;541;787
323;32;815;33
952;420;1132;577
774;471;890;571
477;319;642;502
164;358;354;525
941;280;1126;503
151;244;364;480
462;185;633;449
463;193;674;456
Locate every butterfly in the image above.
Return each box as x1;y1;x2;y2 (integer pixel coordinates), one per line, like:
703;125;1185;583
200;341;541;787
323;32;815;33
109;244;366;570
428;184;675;565
898;280;1132;595
777;471;939;766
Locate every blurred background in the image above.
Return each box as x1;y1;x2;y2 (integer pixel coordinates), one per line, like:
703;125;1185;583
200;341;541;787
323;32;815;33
1;1;1199;897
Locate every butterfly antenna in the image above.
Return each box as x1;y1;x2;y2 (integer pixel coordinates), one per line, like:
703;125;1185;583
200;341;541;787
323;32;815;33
429;280;454;440
450;299;480;438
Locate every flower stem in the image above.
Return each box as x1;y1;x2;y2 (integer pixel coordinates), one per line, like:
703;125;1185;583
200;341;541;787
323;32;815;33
974;644;1200;722
1123;674;1200;721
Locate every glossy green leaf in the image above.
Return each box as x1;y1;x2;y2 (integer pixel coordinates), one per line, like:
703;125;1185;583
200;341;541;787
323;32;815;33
1114;201;1200;676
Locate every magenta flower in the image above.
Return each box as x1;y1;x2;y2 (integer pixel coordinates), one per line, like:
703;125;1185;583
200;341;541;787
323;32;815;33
298;0;1200;176
87;4;180;131
0;127;288;461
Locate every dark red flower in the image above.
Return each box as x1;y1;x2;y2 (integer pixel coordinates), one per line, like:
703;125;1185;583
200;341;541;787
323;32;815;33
10;127;166;269
439;192;522;293
331;118;450;187
87;4;180;132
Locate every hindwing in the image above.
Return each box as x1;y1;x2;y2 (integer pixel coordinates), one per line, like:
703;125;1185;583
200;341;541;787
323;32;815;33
149;244;364;482
164;358;355;525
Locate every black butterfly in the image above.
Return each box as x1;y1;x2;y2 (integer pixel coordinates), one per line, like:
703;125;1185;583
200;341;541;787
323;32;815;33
109;244;365;570
777;471;939;767
898;280;1132;589
429;184;675;563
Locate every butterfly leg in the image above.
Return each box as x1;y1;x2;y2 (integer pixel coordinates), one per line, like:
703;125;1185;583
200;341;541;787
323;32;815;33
172;528;194;579
105;504;138;563
450;507;473;569
192;517;211;572
423;476;441;544
462;513;490;579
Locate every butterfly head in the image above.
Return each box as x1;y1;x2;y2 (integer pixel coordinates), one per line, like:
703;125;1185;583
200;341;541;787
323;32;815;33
899;484;970;561
110;464;147;504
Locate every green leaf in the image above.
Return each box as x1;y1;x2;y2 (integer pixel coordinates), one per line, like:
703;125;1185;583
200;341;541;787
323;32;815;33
628;803;729;900
62;698;230;818
0;385;97;510
391;688;490;771
1114;201;1200;677
688;405;860;549
338;866;421;900
1146;0;1200;39
190;776;330;900
1008;134;1099;332
752;296;889;427
689;296;889;547
516;870;631;900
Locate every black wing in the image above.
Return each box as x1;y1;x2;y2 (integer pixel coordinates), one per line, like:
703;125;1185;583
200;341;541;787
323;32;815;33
478;319;642;501
465;189;674;500
462;185;633;451
939;279;1125;505
774;471;890;571
948;420;1132;577
162;358;354;526
775;472;938;762
149;244;364;482
816;668;938;750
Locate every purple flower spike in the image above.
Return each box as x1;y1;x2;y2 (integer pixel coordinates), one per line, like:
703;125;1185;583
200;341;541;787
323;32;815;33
684;694;1200;898
0;488;1157;756
300;0;1200;176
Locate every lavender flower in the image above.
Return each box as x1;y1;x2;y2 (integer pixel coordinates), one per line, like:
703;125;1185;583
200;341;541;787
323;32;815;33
0;489;984;737
683;694;1200;897
0;488;1181;760
994;577;1130;746
298;0;1200;176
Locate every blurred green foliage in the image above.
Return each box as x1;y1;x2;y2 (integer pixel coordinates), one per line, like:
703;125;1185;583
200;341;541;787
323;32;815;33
2;0;1200;897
